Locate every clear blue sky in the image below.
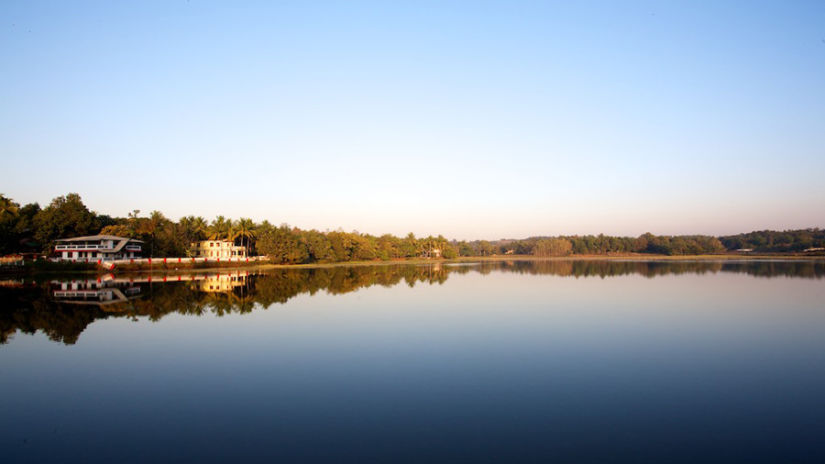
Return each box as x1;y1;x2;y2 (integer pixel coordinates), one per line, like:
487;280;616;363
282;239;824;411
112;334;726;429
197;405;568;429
2;1;823;239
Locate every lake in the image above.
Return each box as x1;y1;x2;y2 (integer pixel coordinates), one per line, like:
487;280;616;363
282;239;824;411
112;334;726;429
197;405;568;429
2;260;825;463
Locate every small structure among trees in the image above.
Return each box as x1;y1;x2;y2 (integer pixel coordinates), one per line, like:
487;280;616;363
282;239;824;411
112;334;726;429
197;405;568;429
190;240;247;259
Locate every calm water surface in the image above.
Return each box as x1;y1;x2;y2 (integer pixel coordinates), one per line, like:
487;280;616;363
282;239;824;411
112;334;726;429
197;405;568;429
2;260;824;463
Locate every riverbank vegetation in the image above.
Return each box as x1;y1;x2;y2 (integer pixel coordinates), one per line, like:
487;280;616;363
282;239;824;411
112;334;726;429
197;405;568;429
2;193;823;262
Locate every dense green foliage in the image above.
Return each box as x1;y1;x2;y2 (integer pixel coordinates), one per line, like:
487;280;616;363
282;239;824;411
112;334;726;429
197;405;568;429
493;233;725;256
0;193;821;260
719;229;825;252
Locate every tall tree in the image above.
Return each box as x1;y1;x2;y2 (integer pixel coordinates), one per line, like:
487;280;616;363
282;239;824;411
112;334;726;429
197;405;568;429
533;238;573;256
192;216;209;240
33;193;97;251
0;195;21;254
143;210;169;257
257;225;308;263
0;194;19;221
303;229;332;262
126;210;142;237
401;233;420;258
209;216;233;241
178;216;208;256
233;218;256;256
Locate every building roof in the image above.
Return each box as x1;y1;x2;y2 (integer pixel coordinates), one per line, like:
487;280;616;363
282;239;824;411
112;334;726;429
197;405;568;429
56;235;143;243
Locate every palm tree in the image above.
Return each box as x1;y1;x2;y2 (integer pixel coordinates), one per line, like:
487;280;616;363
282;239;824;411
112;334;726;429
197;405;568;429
422;236;438;258
192;216;209;240
179;216;210;256
145;211;167;257
127;209;141;237
208;216;231;240
0;194;20;221
403;232;419;258
233;218;256;257
225;221;236;242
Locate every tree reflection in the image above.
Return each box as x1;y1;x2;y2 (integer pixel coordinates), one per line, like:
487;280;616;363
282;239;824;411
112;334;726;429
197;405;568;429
1;259;822;345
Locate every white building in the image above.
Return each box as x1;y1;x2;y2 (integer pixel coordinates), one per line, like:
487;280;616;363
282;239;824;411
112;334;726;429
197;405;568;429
190;240;247;259
54;235;143;261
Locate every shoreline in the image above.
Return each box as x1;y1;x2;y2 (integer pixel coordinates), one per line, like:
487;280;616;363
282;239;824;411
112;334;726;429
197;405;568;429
3;253;824;278
9;253;824;277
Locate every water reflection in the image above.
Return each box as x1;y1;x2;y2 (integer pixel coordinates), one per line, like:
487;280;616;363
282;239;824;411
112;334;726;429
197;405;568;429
2;259;825;463
52;278;142;306
1;259;823;345
475;258;825;279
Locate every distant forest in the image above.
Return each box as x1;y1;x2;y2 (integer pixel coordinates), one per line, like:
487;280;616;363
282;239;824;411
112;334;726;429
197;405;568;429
1;193;823;261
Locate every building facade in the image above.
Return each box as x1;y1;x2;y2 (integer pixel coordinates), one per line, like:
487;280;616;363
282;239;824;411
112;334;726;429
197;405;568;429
190;240;247;259
54;235;143;261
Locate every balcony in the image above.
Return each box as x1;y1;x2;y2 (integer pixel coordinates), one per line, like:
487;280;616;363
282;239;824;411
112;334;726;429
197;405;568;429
56;244;110;251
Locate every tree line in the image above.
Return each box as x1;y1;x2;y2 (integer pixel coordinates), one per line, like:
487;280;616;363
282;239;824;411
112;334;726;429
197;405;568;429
1;192;823;260
719;229;825;252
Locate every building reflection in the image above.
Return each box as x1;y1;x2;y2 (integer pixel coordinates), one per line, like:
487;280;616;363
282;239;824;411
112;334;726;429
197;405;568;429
2;259;823;345
52;277;141;307
194;272;251;293
50;272;256;306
